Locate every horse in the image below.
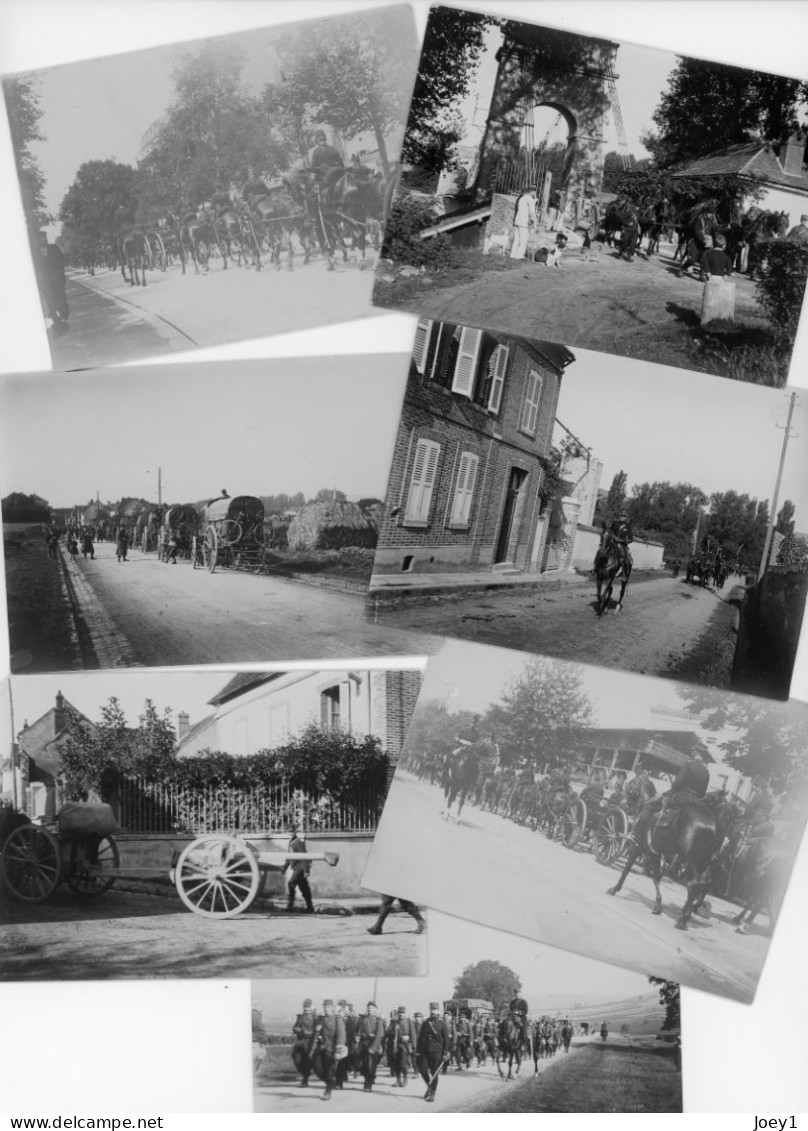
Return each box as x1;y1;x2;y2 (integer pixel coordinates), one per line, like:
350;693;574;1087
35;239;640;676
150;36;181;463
606;796;733;930
180;205;228;274
731;839;789;936
594;529;631;615
441;741;482;821
118;227;149;287
495;1014;524;1080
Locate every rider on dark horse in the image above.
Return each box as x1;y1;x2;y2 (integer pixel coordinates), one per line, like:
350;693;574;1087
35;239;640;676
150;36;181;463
630;746;710;847
610;512;634;576
508;989;529;1047
308;129;345;204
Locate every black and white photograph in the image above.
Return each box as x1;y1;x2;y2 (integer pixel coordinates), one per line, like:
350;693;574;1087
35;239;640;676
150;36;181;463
374;7;808;388
1;4;418;369
0;663;427;980
366;321;807;700
362;637;808;1003
252;912;682;1113
0;356;443;672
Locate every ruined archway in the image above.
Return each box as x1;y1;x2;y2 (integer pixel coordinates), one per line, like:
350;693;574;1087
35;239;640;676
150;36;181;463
475;23;618;203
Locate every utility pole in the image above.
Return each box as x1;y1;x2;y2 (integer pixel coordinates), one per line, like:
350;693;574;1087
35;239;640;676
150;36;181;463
8;681;19;811
158;467;162;507
758;391;798;582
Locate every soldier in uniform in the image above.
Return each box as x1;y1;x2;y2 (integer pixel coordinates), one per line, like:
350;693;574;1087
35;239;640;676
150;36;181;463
509;988;529;1049
454;1011;473;1069
312;999;347;1101
355;1000;386;1093
391;1005;417;1086
291;998;316;1087
417;1002;450;1103
286;828;315;914
367;894;426;935
631;745;710;846
609;511;634;574
440;1010;457;1073
334;1000;354;1090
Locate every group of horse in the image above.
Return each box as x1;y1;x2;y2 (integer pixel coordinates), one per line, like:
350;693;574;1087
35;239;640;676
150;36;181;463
415;740;786;938
79;164;389;288
684;552;729;589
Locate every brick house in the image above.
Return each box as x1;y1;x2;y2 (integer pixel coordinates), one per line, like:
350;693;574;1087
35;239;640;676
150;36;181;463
371;319;576;577
15;691;97;818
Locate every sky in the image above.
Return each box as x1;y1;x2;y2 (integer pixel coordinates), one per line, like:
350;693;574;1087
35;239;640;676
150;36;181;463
253;906;654;1023
552;351;807;529
0;355;409;508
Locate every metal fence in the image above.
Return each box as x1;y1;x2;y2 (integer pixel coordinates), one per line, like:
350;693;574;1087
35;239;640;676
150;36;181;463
492;152;550;197
118;775;386;835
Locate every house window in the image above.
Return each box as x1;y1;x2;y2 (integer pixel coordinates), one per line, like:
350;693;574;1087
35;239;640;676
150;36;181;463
321;687;341;731
451;326;482;397
519;368;544;436
485;344;509;414
404;438;441;525
449;451;480;527
412;319;434;373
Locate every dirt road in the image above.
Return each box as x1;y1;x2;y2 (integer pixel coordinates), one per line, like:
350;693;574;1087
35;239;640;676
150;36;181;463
370;572;739;685
24;540;438;670
50;251;380;369
0;887;424;981
376;239;768;375
363;772;769;1003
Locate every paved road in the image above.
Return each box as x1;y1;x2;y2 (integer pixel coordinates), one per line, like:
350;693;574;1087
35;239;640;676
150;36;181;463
371;572;738;684
50;251;380;369
363;772;769;1003
0;887;424;981
255;1038;586;1113
50;540;439;669
378;238;766;374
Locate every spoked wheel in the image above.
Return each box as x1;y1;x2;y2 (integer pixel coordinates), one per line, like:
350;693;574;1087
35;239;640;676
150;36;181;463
218;519;242;547
65;835;120;896
1;825;61;902
203;527;218;573
593;806;629;866
173;835;261;919
560;799;587;848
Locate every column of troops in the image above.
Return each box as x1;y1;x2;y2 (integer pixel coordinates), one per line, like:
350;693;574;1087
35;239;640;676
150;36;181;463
285;996;578;1102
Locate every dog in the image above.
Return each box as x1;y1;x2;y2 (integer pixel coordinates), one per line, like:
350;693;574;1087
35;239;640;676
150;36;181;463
534;233;568;267
483;231;510;256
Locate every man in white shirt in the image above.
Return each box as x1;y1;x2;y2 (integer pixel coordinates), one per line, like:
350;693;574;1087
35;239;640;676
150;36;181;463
509;185;537;260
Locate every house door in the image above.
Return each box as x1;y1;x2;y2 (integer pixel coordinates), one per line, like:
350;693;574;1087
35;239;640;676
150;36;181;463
495;468;528;563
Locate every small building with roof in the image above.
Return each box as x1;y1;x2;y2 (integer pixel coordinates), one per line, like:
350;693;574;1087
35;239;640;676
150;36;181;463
15;691;97;818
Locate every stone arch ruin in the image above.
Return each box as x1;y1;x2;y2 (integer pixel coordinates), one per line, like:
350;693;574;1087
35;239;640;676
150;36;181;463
474;23;619;204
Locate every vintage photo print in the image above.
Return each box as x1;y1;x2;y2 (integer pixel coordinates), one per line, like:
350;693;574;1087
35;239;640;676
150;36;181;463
366;321;808;700
374;7;808;388
1;4;418;369
0;356;443;672
0;664;427;980
252;911;682;1113
362;638;808;1003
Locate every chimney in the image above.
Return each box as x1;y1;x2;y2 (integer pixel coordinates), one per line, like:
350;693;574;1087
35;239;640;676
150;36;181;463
178;711;190;741
54;691;66;735
780;129;806;177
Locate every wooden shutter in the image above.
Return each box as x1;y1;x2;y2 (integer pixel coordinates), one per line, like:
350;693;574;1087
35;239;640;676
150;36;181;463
487;344;509;413
412;319;433;374
520;369;544;435
404;439;441;522
450;452;480;525
451;326;482;397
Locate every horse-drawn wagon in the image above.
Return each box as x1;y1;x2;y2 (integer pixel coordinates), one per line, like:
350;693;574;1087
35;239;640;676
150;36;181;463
158;503;199;562
193;494;267;573
1;806;339;920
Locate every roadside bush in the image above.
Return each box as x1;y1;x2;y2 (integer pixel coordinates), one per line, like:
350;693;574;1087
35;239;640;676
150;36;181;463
751;241;808;342
381;192;457;272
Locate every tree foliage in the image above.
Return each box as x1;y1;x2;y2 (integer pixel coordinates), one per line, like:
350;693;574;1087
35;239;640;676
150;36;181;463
601;470;627;526
403;700;482;767
775;500;796;538
751;243;808;345
702;491;769;572
486;657;592;769
643;57;807;169
59;160;141;241
624;482;707;562
2;76;49;231
276;7;418;176
648;978;680;1032
453;959;521;1012
2;492;50;523
776;533;808;569
402;9;499;173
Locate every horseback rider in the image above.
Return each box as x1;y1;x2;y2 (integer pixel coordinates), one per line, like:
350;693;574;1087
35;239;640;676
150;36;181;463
508;988;529;1046
308;128;345;204
630;745;710;847
609;512;634;574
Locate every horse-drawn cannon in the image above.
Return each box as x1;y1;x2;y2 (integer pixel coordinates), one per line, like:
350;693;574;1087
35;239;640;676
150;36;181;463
193;494;267;573
1;809;339;920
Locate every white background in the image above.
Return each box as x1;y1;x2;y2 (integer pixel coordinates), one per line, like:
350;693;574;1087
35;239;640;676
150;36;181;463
0;0;807;1120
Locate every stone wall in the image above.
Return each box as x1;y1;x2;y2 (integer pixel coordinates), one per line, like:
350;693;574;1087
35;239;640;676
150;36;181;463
572;525;665;571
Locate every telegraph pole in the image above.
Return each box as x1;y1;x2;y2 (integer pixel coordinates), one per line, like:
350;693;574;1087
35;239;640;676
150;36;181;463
758;391;798;582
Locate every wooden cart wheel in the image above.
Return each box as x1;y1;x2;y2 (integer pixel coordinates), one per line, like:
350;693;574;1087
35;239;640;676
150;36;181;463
64;835;120;896
218;519;242;547
174;835;261;919
560;799;587;848
1;824;61;902
204;527;218;573
593;806;629;866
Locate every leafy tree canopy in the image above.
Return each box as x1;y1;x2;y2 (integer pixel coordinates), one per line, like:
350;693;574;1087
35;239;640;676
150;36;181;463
648;978;680;1032
776;499;796;538
2;492;50;522
454;959;521;1012
2;75;49;231
59;160;141;241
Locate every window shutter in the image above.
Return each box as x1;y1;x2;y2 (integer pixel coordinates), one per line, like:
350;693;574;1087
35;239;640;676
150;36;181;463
412;319;433;373
487;344;509;413
450;452;479;525
520;369;544;435
451;326;482;397
405;439;441;522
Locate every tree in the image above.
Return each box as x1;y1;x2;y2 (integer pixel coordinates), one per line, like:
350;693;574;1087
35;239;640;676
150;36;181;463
703;491;769;572
401;699;480;770
643;57;807;170
602;471;627;527
648;978;680;1032
402;9;499;175
625;481;708;561
59;160;141;242
485;657;592;769
2;75;49;232
776;533;808;569
775;499;796;538
453;959;521;1012
275;7;419;176
1;492;50;522
60;698;177;803
314;488;347;503
675;684;808;792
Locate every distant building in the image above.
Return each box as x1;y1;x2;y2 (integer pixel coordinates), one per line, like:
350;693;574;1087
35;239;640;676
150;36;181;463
16;691;97;818
371;320;577;579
